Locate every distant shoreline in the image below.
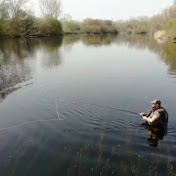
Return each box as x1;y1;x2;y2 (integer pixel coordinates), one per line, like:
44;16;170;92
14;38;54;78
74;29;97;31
1;32;175;44
0;32;149;40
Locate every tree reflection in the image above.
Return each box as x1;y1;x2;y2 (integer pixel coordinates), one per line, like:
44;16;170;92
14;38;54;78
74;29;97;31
0;35;176;103
62;35;80;52
58;34;176;78
81;35;117;46
0;39;35;102
79;35;176;75
113;35;176;76
63;35;80;46
39;37;63;68
0;37;63;102
162;42;176;73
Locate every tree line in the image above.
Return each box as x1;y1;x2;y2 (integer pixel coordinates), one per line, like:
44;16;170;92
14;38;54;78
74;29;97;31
0;0;62;37
62;3;176;38
0;0;176;38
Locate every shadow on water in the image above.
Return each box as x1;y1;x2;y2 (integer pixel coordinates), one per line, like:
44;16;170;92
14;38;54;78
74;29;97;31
0;37;63;101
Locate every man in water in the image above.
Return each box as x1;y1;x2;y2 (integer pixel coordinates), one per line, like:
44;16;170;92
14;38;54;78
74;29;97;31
139;99;168;126
139;99;168;147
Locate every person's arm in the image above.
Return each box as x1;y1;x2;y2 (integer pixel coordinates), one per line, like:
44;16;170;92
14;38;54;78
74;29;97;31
142;114;160;124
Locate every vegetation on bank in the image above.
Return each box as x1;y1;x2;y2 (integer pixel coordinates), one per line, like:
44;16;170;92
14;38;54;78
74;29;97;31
62;18;117;34
62;3;176;39
0;0;176;39
163;18;176;40
0;0;62;37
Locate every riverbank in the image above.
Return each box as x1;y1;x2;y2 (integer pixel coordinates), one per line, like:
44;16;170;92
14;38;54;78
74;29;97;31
1;30;175;47
154;30;176;44
0;34;62;39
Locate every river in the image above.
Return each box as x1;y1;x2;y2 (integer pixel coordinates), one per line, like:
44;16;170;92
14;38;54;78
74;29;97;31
0;35;176;176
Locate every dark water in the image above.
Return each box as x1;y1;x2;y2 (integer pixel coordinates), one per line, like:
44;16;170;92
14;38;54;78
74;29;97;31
0;35;176;176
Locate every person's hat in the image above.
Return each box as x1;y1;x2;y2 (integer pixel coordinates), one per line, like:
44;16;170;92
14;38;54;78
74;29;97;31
151;99;161;105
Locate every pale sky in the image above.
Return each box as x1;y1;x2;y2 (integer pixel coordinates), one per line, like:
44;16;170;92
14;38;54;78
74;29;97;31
30;0;174;21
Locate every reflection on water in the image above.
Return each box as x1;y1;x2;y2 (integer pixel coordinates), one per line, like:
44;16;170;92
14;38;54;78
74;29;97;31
81;35;117;46
0;37;63;101
0;39;33;88
63;34;161;50
63;34;176;76
39;37;63;68
0;35;176;175
163;42;176;73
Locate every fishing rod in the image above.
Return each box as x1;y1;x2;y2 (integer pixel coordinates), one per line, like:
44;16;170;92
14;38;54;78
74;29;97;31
86;103;138;115
58;97;139;115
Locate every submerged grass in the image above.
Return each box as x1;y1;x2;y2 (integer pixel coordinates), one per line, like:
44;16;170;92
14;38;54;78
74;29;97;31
63;134;176;176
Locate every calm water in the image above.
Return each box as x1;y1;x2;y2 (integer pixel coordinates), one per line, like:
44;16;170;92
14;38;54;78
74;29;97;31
0;35;176;176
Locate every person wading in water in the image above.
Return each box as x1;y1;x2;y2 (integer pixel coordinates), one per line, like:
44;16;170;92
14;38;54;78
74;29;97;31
139;99;168;147
139;99;168;126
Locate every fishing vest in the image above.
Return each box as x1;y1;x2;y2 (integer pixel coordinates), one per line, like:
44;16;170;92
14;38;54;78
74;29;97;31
148;107;168;126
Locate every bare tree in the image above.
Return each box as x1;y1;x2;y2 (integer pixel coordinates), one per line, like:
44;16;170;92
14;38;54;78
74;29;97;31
61;13;72;22
0;0;5;7
0;0;10;20
40;0;61;19
9;0;28;18
0;0;8;7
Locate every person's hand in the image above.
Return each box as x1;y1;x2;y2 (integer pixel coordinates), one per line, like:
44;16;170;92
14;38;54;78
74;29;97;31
139;112;147;117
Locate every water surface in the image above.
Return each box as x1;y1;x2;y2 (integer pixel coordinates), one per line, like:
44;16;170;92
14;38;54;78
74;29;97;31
0;35;176;176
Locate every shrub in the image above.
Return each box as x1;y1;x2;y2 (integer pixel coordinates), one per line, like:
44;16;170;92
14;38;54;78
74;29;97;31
45;16;62;35
62;20;80;34
33;16;62;36
163;18;176;38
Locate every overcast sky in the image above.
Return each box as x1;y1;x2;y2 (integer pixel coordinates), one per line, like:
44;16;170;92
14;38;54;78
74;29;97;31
31;0;174;21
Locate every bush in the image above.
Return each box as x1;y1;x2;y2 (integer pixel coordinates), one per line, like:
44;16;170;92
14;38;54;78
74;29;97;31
79;18;117;34
62;20;80;34
80;24;101;34
45;16;62;35
163;18;176;38
0;6;62;37
28;16;62;36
